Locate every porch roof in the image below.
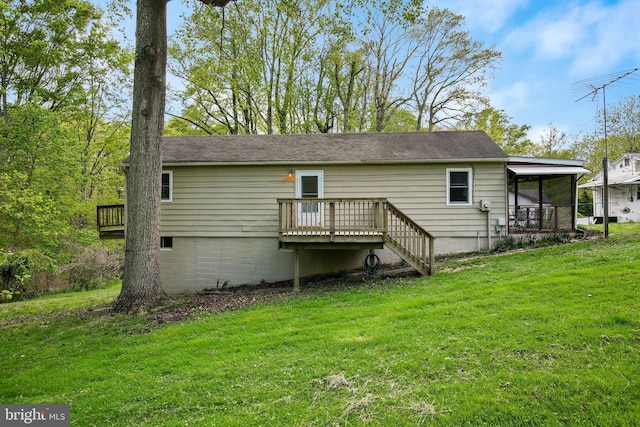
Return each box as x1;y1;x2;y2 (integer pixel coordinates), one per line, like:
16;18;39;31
508;165;591;176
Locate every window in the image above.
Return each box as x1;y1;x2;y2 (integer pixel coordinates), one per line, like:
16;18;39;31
300;175;319;213
446;168;472;205
160;236;173;249
161;171;173;202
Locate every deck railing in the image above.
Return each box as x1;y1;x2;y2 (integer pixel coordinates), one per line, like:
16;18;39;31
278;198;435;275
278;198;387;240
384;201;435;275
97;204;125;239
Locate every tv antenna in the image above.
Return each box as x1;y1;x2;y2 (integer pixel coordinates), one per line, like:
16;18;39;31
572;68;639;238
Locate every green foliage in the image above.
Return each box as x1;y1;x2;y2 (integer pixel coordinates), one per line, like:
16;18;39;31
170;1;501;134
578;187;593;217
570;94;640;180
463;107;533;155
0;0;131;264
493;233;572;253
0;172;69;250
0;0;103;114
0;249;56;302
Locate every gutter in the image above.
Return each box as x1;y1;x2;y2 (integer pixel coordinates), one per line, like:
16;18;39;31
137;158;509;168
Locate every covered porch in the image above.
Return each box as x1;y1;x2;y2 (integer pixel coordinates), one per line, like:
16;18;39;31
507;159;590;233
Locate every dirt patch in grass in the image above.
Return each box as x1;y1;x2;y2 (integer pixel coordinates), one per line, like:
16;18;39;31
141;266;420;331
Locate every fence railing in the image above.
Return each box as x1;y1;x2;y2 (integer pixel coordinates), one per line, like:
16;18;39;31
97;204;125;239
278;198;387;239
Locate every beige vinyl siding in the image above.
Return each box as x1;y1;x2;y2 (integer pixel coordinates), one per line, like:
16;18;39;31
160;162;507;251
160;166;292;237
322;162;507;241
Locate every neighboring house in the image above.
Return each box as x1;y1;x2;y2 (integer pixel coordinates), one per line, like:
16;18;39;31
98;132;588;294
579;153;640;223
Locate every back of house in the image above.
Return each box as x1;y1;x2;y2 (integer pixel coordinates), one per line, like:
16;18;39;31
135;131;509;294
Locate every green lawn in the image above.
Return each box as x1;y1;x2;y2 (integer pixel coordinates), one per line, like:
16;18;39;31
1;234;639;426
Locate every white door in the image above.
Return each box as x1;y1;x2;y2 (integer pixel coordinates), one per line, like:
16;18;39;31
295;170;324;227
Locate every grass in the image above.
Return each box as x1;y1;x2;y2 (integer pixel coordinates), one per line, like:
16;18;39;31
1;234;639;426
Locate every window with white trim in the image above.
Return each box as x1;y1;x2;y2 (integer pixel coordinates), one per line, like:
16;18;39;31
161;171;173;202
446;168;472;205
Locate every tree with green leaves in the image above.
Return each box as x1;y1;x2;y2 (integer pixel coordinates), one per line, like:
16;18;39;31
570;94;640;176
170;0;350;135
0;0;130;253
462;107;533;155
0;0;103;121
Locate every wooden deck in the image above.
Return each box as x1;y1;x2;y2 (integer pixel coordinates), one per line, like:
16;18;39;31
97;204;125;239
278;198;435;285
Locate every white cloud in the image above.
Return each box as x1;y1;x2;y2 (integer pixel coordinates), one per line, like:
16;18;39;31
488;80;534;114
503;0;640;75
430;0;529;33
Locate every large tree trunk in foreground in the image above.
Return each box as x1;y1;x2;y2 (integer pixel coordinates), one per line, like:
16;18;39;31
113;0;167;313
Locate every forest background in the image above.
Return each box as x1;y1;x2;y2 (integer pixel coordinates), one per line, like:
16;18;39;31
1;0;638;299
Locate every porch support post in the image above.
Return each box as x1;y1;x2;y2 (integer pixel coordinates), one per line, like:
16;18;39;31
538;176;544;230
294;249;300;291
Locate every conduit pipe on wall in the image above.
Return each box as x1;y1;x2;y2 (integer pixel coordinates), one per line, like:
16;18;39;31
487;210;492;250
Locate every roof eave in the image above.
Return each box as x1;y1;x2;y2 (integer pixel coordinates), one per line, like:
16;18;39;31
156;157;508;167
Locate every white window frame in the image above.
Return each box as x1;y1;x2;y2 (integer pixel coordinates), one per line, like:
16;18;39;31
295;170;324;199
161;170;173;202
446;168;473;206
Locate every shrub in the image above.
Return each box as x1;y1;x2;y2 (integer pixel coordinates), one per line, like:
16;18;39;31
493;233;572;254
0;249;56;302
61;246;123;291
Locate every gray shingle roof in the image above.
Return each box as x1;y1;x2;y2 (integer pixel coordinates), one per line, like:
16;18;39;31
151;131;507;165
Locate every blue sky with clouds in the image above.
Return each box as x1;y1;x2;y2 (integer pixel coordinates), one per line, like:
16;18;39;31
95;0;640;142
434;0;640;141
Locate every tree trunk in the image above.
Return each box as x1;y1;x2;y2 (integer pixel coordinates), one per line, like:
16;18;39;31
113;0;167;313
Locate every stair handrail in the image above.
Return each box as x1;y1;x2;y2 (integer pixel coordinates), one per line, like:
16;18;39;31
383;201;435;275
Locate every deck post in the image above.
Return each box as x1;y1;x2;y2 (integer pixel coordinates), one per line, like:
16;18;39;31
294;249;300;291
429;237;435;275
329;201;335;242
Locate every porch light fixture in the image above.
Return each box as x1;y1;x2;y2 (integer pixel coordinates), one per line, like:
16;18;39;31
287;170;295;179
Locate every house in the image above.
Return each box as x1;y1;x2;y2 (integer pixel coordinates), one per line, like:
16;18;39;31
98;131;588;294
579;153;640;223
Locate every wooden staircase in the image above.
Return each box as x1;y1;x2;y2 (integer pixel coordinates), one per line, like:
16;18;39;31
383;201;435;276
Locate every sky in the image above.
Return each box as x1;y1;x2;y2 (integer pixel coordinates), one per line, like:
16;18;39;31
430;0;640;142
94;0;640;143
